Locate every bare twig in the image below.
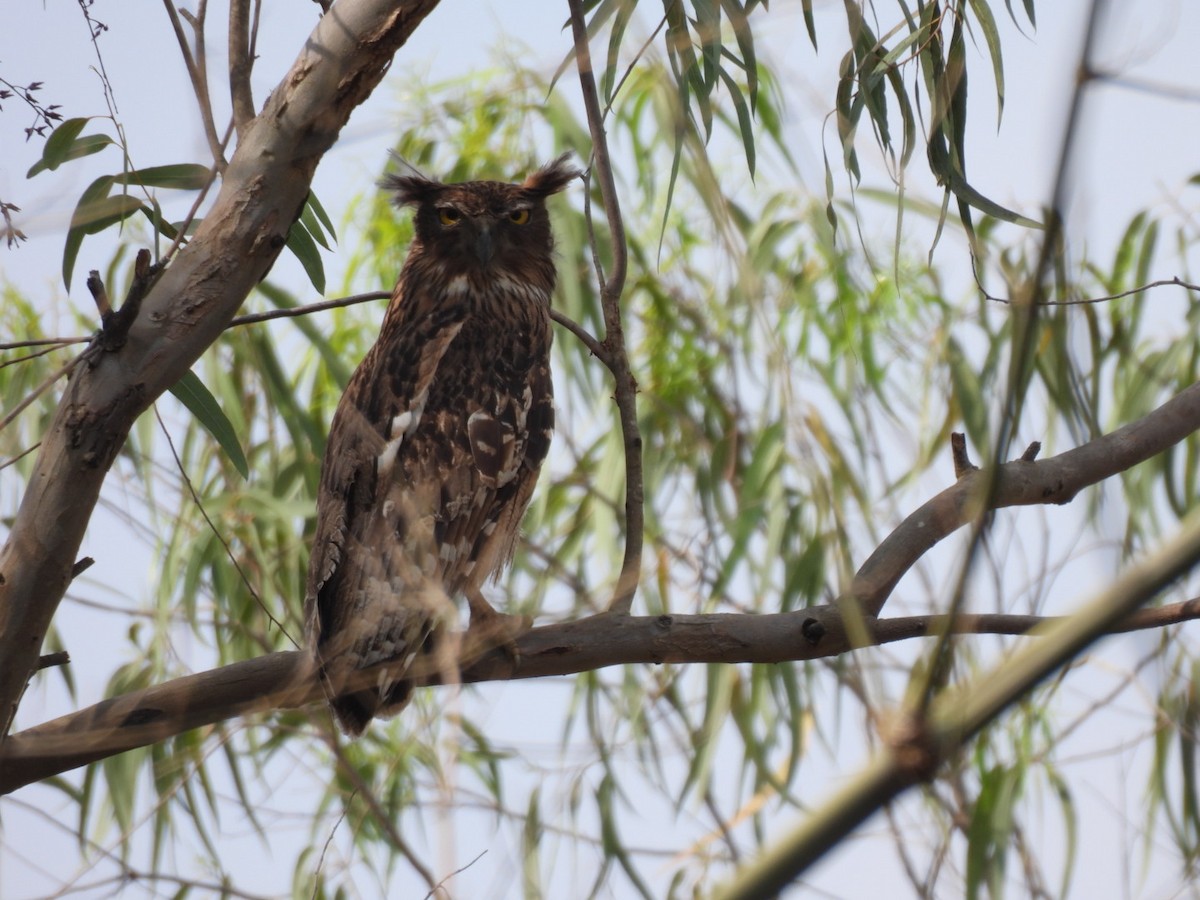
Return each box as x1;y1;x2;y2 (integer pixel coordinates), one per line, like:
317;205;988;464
0;443;41;471
912;0;1113;722
36;652;70;671
153;407;298;650
0;291;388;358
949;432;976;478
423;850;487;900
229;0;256;135
0;344;77;371
228;290;388;327
85;270;112;317
567;0;643;616
0;354;85;436
327;741;441;894
164;0;227;170
550;308;606;360
984;275;1200;307
0;337;89;351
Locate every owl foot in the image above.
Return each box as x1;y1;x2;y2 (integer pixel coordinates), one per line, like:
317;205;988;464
464;589;532;667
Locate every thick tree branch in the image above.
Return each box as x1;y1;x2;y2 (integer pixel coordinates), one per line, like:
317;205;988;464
847;380;1200;618
5;596;1199;794
0;0;441;740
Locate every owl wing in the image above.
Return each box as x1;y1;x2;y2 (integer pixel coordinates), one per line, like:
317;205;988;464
305;312;466;735
432;357;554;598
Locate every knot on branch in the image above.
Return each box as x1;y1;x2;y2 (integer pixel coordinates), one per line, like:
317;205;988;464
87;249;162;353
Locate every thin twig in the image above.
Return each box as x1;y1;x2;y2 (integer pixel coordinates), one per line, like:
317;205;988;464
36;652;70;671
0;337;90;351
0;354;85;435
0;343;76;370
0;292;388;358
327;743;442;895
984;275;1200;307
550;308;606;361
229;0;256;135
166;0;227;170
0;443;41;471
228;291;388;327
567;0;643;616
423;850;487;900
153;407;299;650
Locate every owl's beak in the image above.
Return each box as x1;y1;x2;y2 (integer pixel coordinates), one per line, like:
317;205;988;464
473;226;495;265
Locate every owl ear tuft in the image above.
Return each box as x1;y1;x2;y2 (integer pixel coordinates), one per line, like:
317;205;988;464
522;153;580;198
381;157;444;208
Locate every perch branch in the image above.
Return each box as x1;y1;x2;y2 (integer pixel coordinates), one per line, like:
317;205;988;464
4;595;1199;794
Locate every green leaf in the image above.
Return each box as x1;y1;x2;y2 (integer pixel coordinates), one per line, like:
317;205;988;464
285;218;326;294
63;176;147;289
718;67;756;177
113;163;212;191
967;0;1006;126
33;117;88;174
300;201;332;251
28;122;113;178
169;370;250;479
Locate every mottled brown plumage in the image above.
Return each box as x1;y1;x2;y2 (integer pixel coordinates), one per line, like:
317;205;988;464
305;155;578;735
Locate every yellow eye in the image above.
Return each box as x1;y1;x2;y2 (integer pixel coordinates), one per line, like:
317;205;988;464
438;208;462;226
509;209;530;225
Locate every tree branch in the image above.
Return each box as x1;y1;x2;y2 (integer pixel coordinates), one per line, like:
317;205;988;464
847;380;1200;618
4;596;1198;794
566;0;643;616
0;0;442;740
228;0;256;136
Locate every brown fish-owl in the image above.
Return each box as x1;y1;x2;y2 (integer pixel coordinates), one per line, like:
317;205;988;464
304;155;578;735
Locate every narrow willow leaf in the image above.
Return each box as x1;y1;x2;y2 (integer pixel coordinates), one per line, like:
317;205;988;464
801;0;817;47
285;218;327;294
307;189;337;241
33;117;88;174
113;163;211;191
967;0;1006;125
63;175;137;289
603;0;636;102
169;369;250;479
522;787;544;899
300;201;332;251
718;67;756;176
719;0;758;110
28;132;113;178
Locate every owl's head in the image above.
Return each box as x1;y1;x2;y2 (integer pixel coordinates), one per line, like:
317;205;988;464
383;155;579;277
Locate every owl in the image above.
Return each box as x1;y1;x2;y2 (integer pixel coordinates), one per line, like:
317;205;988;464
305;155;578;736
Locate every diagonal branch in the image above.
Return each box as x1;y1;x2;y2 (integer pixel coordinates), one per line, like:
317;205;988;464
847;381;1200;618
0;0;442;741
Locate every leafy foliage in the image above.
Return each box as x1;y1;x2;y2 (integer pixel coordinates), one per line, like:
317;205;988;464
5;2;1200;898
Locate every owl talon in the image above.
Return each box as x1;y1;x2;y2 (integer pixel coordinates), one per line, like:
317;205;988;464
465;592;531;665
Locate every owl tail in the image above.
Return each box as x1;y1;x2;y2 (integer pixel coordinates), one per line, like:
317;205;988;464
329;681;414;737
316;582;448;736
